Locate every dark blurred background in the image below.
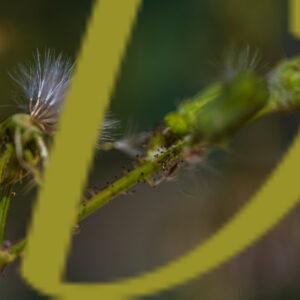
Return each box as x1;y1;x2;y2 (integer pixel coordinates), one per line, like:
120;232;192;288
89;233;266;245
1;0;300;299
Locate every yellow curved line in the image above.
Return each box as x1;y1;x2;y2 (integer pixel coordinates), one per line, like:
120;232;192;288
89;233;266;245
60;133;300;300
22;1;300;300
290;0;300;37
21;0;142;296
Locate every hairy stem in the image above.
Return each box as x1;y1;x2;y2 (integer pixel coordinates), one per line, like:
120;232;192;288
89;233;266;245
0;140;186;268
0;98;297;269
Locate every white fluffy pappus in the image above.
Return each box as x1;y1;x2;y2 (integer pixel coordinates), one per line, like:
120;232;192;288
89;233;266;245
223;46;261;82
11;50;73;134
10;50;118;141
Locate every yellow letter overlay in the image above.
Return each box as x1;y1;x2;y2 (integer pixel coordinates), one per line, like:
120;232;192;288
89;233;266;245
22;1;300;300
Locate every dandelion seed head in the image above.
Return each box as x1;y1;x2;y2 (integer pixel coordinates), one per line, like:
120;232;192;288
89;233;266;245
10;49;120;144
11;50;74;134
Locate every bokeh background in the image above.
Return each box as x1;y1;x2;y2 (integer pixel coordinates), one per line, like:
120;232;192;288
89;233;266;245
1;0;300;299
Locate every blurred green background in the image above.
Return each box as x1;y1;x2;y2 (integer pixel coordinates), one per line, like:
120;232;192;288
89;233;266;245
1;0;300;299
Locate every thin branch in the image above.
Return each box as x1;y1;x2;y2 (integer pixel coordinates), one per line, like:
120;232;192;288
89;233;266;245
0;140;187;269
2;55;300;270
0;185;13;245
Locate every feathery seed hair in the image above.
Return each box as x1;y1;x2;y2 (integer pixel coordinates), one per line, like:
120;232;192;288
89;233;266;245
11;50;73;134
11;50;118;141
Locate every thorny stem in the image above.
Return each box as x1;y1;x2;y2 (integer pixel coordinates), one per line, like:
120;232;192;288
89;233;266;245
0;140;187;269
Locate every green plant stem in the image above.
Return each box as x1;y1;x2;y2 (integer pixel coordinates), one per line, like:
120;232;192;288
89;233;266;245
0;144;14;248
78;141;184;221
0;185;13;246
2;57;300;270
1;101;299;270
0;140;186;269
